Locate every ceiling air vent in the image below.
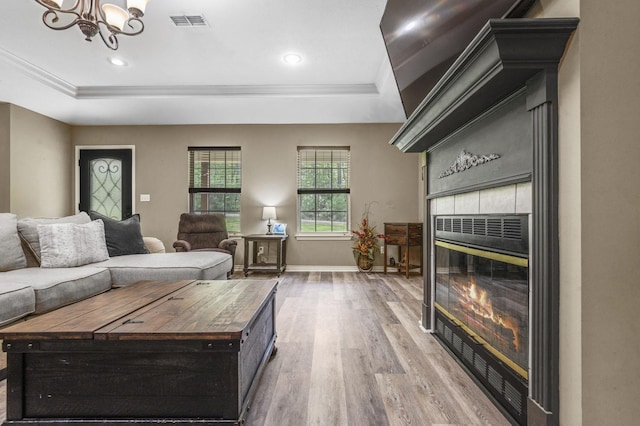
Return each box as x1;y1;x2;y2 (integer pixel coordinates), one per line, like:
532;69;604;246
170;15;208;27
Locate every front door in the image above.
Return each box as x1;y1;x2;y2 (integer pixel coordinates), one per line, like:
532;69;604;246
79;149;133;220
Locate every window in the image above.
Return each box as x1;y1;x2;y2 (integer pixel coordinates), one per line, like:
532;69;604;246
188;147;241;232
297;147;350;233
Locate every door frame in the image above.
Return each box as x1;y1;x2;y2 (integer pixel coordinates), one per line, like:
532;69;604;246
75;145;136;215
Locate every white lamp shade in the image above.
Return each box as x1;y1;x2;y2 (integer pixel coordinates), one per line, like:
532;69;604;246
102;4;129;31
43;0;64;7
262;206;277;220
127;0;149;15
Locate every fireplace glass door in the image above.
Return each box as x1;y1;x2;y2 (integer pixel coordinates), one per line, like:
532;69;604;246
435;241;529;376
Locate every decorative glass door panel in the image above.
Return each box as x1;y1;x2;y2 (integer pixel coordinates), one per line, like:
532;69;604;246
79;149;133;220
90;158;123;219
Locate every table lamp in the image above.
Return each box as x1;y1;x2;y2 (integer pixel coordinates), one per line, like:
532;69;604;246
262;206;277;234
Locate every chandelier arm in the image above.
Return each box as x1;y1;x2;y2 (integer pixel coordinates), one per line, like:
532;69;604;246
91;0;99;18
121;17;145;36
34;0;148;50
96;20;119;50
42;9;83;31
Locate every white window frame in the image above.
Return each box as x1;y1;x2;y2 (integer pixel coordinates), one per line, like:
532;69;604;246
188;146;242;234
295;146;351;241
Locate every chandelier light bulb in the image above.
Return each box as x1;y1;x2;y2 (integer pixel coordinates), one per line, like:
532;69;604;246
102;4;129;31
42;0;64;7
127;0;150;18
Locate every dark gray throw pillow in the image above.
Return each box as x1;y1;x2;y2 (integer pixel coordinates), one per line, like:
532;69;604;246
88;211;149;257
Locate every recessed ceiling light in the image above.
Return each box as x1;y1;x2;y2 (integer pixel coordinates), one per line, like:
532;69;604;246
108;57;128;67
283;53;303;65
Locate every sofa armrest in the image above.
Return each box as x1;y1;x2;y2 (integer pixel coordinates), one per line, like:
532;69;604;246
173;240;192;252
143;236;166;254
218;238;238;254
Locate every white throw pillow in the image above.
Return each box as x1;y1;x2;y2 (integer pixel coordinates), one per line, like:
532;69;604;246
38;219;110;268
0;213;27;272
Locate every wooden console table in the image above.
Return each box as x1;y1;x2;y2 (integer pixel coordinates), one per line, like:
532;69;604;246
243;234;288;277
383;222;423;278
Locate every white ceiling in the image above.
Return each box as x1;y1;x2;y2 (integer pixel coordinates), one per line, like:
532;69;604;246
0;0;406;126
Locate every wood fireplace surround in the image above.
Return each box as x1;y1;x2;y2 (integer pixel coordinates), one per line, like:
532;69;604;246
389;18;579;425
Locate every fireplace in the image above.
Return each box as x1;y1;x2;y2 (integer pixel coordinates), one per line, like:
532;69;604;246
434;215;528;423
388;19;578;425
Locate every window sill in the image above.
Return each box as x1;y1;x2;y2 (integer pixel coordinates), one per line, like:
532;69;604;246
295;233;352;241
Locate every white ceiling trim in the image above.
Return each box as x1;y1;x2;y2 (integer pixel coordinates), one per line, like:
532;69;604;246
0;47;379;100
0;47;76;97
75;83;380;99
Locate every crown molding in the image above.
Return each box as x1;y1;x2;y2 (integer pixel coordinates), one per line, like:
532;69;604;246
0;47;76;97
0;47;379;101
75;83;379;99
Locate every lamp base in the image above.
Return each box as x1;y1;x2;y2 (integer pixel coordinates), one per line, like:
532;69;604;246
266;223;273;235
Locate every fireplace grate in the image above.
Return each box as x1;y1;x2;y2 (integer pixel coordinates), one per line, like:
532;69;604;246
488;366;504;393
436;216;522;239
504;381;523;414
435;215;528;255
435;313;527;424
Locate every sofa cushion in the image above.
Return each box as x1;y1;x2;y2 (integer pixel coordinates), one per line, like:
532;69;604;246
3;267;112;314
17;212;91;264
0;213;27;272
88;211;149;257
90;252;232;287
0;280;35;326
38;220;110;268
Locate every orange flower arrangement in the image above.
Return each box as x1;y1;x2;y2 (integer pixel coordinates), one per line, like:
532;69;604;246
351;204;389;261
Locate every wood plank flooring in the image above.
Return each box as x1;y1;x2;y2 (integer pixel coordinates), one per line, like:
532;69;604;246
0;272;509;425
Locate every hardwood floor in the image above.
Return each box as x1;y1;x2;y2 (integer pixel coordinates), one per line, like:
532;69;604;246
0;272;509;425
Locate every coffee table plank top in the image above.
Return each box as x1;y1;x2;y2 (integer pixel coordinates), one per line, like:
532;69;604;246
98;279;278;341
0;280;195;340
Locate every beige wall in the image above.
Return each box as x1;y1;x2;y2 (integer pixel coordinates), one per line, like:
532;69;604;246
9;105;72;218
532;0;640;424
71;123;418;267
0;104;71;217
0;103;10;212
579;0;640;423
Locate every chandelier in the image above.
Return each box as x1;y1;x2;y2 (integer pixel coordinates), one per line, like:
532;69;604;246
35;0;150;50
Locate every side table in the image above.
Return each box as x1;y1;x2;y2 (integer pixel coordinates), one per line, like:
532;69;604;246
243;234;288;277
383;222;423;278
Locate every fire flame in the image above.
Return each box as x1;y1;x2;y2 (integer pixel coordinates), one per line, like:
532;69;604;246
463;276;520;352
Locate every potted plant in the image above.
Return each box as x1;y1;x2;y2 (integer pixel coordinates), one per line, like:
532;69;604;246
351;204;388;272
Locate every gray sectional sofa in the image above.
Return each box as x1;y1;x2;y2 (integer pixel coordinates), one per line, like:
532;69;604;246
0;212;233;328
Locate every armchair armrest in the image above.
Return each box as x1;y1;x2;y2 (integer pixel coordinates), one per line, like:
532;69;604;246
218;238;238;254
173;239;192;252
143;236;166;254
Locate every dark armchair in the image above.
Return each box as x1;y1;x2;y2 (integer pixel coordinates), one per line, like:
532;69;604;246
173;213;237;278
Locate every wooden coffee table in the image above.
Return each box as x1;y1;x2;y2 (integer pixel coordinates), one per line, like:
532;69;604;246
0;279;278;425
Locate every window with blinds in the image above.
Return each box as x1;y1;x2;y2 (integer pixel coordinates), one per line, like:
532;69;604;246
188;147;241;232
297;147;350;233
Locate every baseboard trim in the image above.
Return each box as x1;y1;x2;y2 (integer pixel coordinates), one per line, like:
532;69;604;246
528;397;555;425
234;265;391;273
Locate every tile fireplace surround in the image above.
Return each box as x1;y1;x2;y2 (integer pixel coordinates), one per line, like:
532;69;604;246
389;18;579;426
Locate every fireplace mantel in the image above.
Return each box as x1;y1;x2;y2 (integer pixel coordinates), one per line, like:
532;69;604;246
390;18;579;153
392;17;579;426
